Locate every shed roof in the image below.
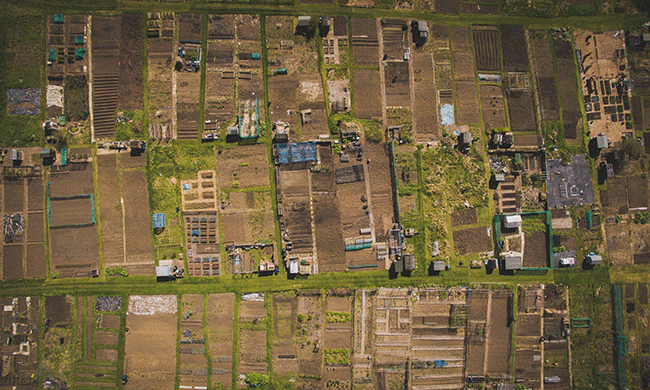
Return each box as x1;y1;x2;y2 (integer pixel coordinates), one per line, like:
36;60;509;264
459;131;472;145
277;142;318;164
596;134;608;149
504;255;522;270
152;213;167;229
432;261;445;271
404;254;416;271
156;265;172;278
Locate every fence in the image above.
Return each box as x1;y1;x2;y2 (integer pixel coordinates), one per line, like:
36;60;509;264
47;193;96;228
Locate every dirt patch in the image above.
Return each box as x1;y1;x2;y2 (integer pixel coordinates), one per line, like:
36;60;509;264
451;208;478;227
523;230;548;268
96;348;118;362
208;293;234;388
508;91;536;132
501;25;529;72
125;311;177;390
531;31;559;121
435;0;458;14
50;197;93;226
45;296;72;326
460;3;498;14
628;175;648;211
456;81;480;124
96;331;119;345
600;177;627;216
118;14;144;110
453;226;492;255
453;51;475;80
4;179;24;212
97;155;124;265
50;224;99;278
554;38;581;139
216;144;270;189
27;212;45;242
122;170;154;273
3;245;23;279
473;26;500;72
27;178;43;211
25;244;46;278
239;330;267;376
353;69;382;120
452;26;470;51
606;223;632;266
480;84;507;132
385;61;410;107
487;294;512;375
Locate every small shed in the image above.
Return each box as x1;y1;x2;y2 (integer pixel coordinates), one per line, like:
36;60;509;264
432;260;445;272
417;21;429;38
340;154;350;163
585;253;603;266
504;255;523;270
289;260;299;274
459;131;472;145
39;149;56;159
156;264;172;280
596;134;608;149
227;125;239;137
494;173;506;182
404;254;416;271
503;214;522;229
393;258;403;273
152;213;167;229
9;149;22;162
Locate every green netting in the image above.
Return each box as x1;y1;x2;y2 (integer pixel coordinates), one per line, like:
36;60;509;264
345;243;372;251
586;211;593;229
54;14;64;23
48;49;56;61
348;264;378;269
75;48;86;59
74;35;84;44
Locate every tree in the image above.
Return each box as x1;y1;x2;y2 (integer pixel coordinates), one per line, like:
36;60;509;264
619;137;642;160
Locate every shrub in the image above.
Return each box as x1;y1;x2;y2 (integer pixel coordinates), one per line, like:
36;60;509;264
105;266;128;277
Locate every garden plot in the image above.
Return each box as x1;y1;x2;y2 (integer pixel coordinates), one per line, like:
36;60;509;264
48;152;99;278
501;25;529;72
456;81;480;124
47;14;89;77
541;285;571;387
147;23;174;136
97;155;124;266
631;224;650;265
453;226;492;255
606;222;632;266
365;141;397;237
452;26;470;51
216;144;270;189
381;20;407;60
278;169;314;256
122;170;154;274
435;0;458;14
472;26;500;72
410;289;468;389
92;16;121;139
0;297;39;387
486;291;513;376
460;3;498;14
453;51;475;80
530;31;560;121
351;290;373;386
508;90;537;132
205;16;236;126
373;289;410;366
323;293;352;388
353;69;382;120
351;18;379;66
295;292;324;389
73;296;122;387
384;61;410;107
266;16;318;77
272;294;298;375
118;14;143;111
42;296;76;385
521;213;551;268
268;77;300;137
412;40;440;142
238;295;268;380
298;80;329;141
125;295;177;390
208;293;235;388
554;37;582;140
600;176;628;216
480;84;507;131
515;286;543;386
179;294;208;389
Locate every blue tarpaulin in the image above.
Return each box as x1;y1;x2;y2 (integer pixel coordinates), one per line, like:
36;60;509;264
440;104;454;125
152;213;166;229
277;142;318;164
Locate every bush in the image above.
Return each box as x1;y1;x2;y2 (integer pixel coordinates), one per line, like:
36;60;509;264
326;311;351;323
324;349;349;365
105;266;128;277
244;372;270;387
365;126;383;143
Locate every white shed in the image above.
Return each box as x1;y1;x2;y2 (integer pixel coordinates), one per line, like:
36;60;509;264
503;215;522;229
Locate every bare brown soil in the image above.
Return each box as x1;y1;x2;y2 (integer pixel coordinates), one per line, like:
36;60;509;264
451;208;477;227
125;313;177;390
96;331;119;345
554;38;581;139
216;144;270;189
3;245;23;279
451;26;470;50
628;175;648;210
523;230;548;268
314;193;345;272
473;26;500;72
508;91;537;132
179;13;203;42
413;47;440;141
237;15;261;41
122;170;154;274
27;178;43;211
460;3;498;14
208;14;235;39
118;14;144;110
480;84;507;131
456;81;480;124
45;296;72;326
453;52;475;80
606;223;632;266
486;294;512;375
353;69;382;120
600;177;628;216
531;31;559;121
97;155;124;265
453;226;492;255
25;244;46;278
514;133;541;147
239;329;267;375
501;25;529;72
27;212;45;242
385;62;410;107
435;0;458;14
50;197;93;226
208;293;234;388
4;179;24;212
96;348;118;362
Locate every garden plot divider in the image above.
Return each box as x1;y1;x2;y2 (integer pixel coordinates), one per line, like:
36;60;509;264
48;193;96;228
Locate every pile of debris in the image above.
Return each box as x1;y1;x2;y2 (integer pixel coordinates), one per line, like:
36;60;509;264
96;296;122;312
3;213;24;243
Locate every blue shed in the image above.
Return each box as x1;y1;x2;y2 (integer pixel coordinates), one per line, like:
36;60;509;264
152;213;167;229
